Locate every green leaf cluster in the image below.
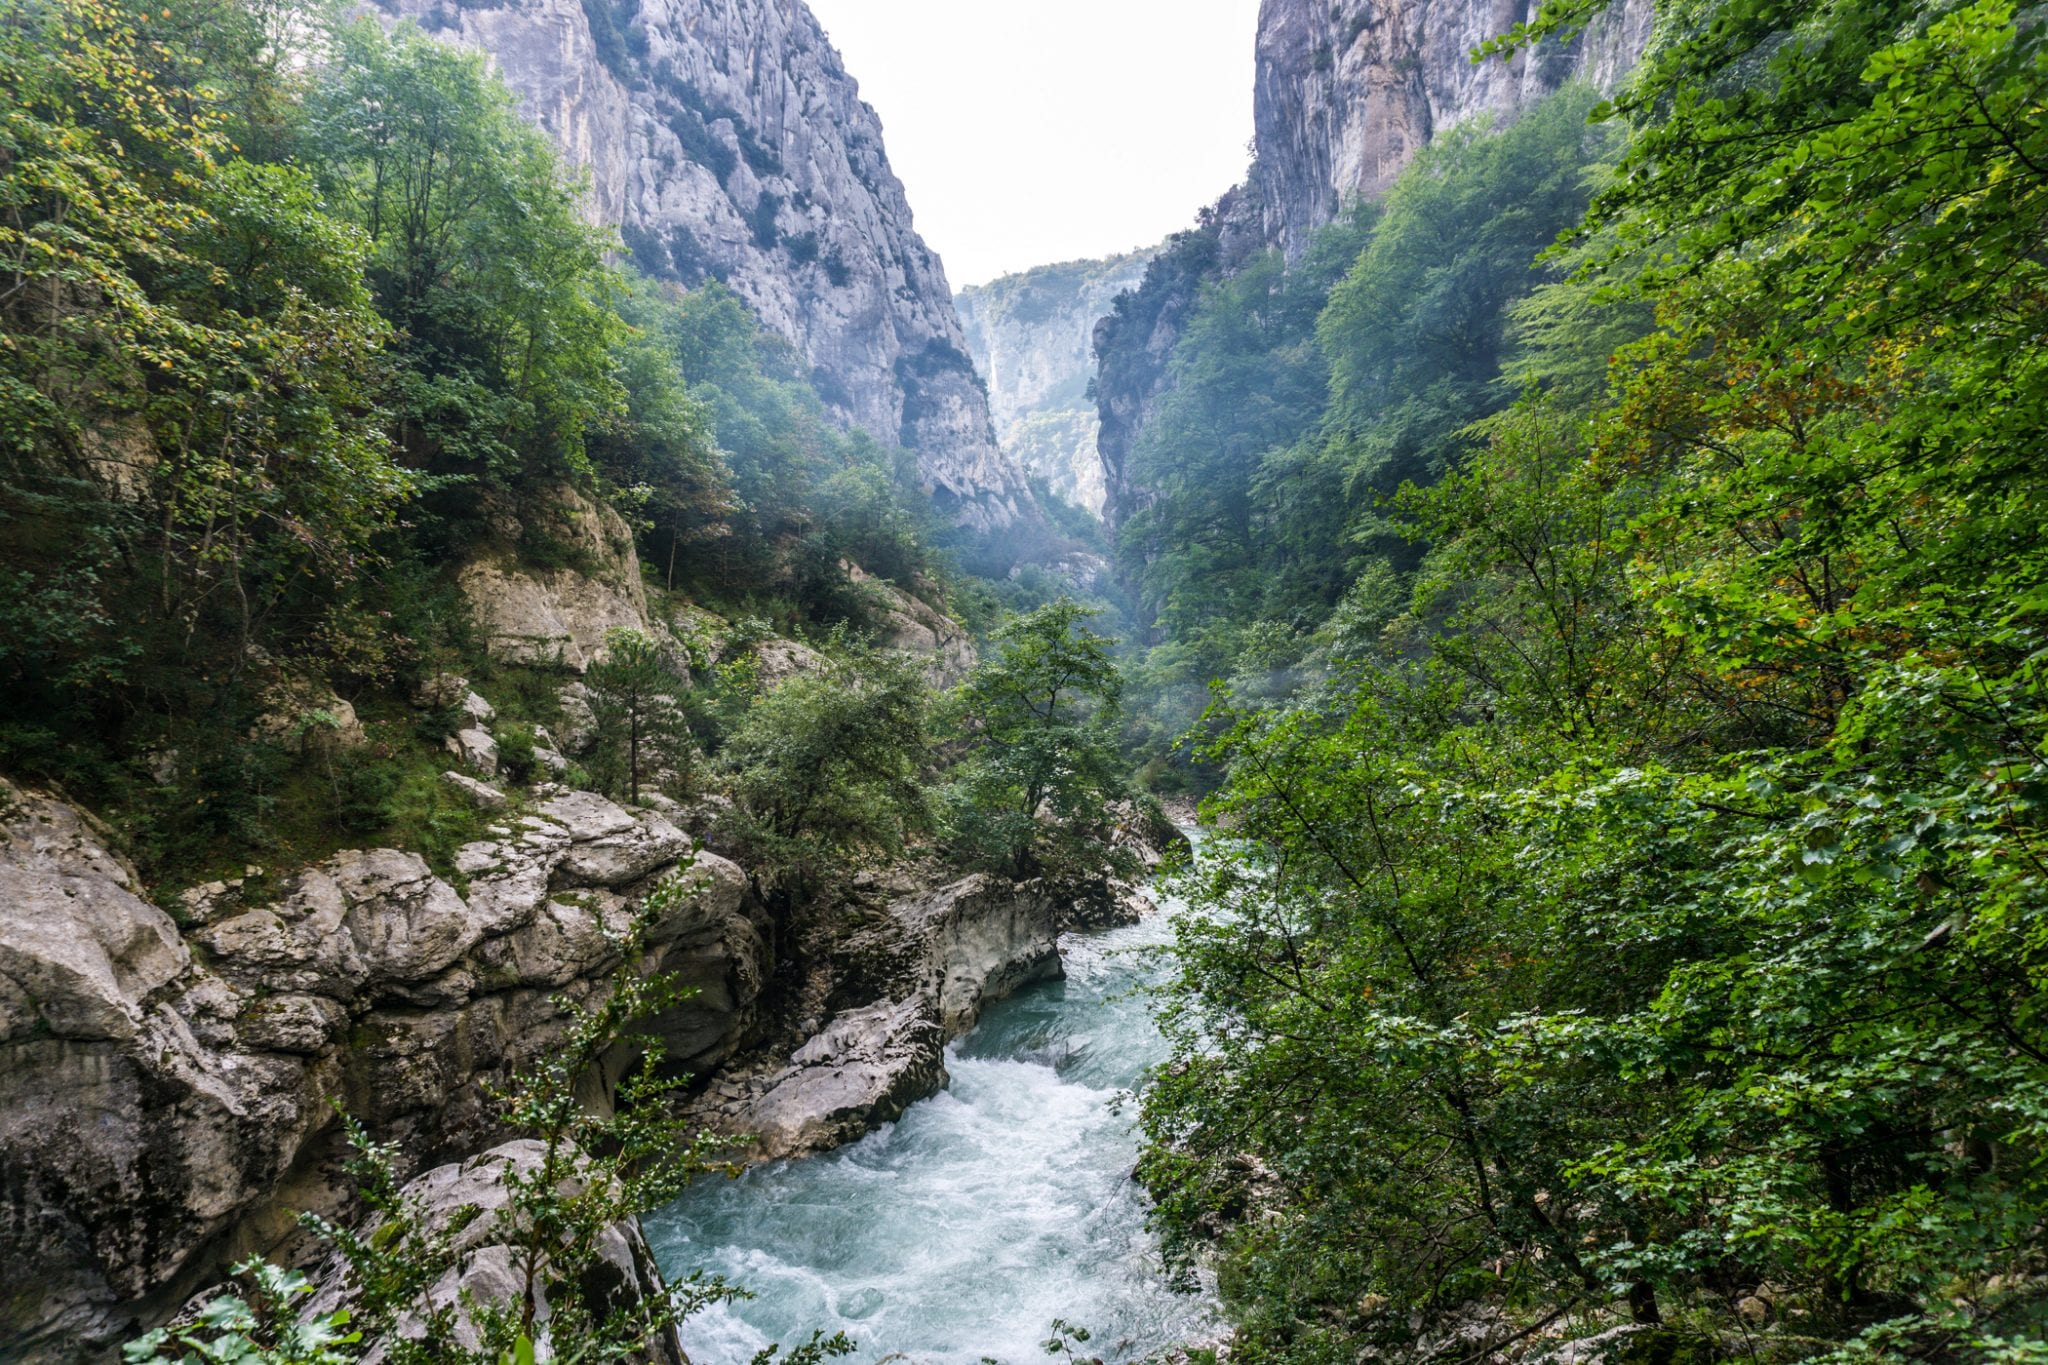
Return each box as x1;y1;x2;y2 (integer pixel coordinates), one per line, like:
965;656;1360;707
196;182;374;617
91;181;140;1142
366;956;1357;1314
1138;2;2048;1360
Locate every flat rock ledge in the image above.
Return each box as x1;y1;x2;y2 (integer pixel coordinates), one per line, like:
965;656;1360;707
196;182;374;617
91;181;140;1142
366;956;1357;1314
685;872;1062;1163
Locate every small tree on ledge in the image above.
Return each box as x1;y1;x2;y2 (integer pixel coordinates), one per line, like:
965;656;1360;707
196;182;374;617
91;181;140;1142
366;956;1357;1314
585;627;694;804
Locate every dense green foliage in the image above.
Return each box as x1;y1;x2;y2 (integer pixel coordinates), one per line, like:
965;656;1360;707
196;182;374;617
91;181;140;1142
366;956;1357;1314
125;1260;359;1365
1137;2;2048;1361
941;600;1133;883
1112;88;1617;785
716;641;934;887
0;0;955;889
1119;88;1611;634
620;277;947;615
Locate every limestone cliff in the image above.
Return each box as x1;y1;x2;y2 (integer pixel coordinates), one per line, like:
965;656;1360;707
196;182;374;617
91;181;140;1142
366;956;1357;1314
956;249;1157;517
0;778;763;1358
374;0;1030;532
1095;0;1654;531
1244;0;1653;259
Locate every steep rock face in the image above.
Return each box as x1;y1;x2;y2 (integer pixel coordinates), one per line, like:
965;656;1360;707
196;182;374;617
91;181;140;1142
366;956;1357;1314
1094;0;1653;532
684;871;1062;1161
0;779;763;1361
843;562;978;687
459;485;653;671
375;0;1030;531
956;248;1157;516
1092;219;1229;539
1247;0;1654;259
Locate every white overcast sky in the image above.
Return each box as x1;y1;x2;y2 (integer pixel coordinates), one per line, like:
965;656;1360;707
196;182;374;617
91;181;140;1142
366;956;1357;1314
805;0;1261;289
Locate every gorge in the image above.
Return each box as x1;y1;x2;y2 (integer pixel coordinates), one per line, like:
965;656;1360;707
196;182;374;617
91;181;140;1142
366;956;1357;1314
7;0;2048;1363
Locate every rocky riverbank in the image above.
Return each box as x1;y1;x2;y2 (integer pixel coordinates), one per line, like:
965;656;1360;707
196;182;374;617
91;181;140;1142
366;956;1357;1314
0;766;1174;1359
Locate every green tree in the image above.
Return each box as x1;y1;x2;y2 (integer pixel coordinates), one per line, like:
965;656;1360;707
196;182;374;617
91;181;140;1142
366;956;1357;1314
718;642;930;884
303;18;624;486
614;279;945;622
584;628;694;804
942;600;1130;882
1141;4;2048;1360
0;0;409;813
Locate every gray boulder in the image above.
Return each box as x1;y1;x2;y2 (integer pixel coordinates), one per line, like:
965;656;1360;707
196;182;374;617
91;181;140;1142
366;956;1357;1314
306;1141;684;1365
441;771;509;811
752;637;827;687
723;999;948;1162
687;871;1060;1162
894;874;1064;1035
842;561;978;686
0;779;766;1361
445;726;499;777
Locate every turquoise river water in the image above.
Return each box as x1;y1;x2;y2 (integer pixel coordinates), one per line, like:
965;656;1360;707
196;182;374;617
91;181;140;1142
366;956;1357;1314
643;881;1215;1365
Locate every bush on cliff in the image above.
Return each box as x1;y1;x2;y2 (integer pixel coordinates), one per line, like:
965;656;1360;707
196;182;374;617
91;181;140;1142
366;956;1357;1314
717;640;932;887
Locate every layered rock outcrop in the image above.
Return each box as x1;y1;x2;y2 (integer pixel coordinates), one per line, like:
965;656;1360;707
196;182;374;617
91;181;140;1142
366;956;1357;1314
685;871;1062;1161
956;249;1158;517
374;0;1032;532
844;562;977;687
459;486;654;672
0;773;1114;1354
0;779;761;1360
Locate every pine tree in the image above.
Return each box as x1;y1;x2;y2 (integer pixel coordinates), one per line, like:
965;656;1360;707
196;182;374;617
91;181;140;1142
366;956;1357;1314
584;629;693;804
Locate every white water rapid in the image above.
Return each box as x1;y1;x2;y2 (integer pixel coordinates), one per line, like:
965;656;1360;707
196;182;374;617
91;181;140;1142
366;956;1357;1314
643;883;1215;1365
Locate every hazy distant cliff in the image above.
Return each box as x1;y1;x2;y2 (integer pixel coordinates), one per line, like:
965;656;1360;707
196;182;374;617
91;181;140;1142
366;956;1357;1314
1096;0;1654;530
376;0;1031;531
956;249;1156;517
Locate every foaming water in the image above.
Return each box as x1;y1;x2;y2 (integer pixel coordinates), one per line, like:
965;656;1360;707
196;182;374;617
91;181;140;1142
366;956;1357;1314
644;894;1214;1365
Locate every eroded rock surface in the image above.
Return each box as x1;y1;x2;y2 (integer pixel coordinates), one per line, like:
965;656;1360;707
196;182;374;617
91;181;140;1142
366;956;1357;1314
688;872;1060;1160
1248;0;1654;259
458;485;653;671
373;0;1033;534
722;998;949;1161
304;1141;685;1365
0;778;762;1361
843;562;977;686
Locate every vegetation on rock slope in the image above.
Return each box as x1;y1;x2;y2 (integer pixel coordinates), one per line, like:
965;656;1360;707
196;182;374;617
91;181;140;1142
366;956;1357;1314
0;0;990;893
11;0;2048;1358
1131;1;2048;1361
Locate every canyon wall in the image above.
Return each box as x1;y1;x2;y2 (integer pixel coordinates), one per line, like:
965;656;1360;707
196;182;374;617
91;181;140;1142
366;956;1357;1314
374;0;1032;532
1096;0;1654;532
956;249;1157;517
1245;0;1654;259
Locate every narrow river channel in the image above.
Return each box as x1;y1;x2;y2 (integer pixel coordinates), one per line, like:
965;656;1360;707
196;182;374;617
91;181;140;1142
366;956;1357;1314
644;874;1216;1365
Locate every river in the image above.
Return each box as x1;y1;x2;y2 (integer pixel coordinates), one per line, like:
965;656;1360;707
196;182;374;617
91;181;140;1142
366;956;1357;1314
643;878;1215;1365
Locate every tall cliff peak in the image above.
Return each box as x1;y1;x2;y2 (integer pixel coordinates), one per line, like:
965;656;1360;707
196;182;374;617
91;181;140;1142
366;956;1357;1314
1095;0;1654;532
1245;0;1654;259
375;0;1031;532
956;248;1158;518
